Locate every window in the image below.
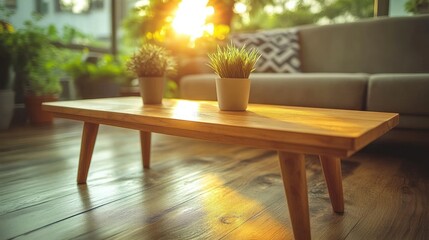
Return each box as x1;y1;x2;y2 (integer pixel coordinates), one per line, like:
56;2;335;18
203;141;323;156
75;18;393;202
4;0;17;9
56;0;91;14
92;0;104;10
35;0;48;15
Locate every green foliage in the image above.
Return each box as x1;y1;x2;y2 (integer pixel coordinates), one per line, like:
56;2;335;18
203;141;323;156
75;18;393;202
0;4;14;23
11;20;52;74
405;0;429;13
63;51;126;83
4;20;62;98
122;0;180;46
42;24;95;46
207;43;260;78
1;12;112;100
63;51;129;99
126;44;177;78
0;20;14;90
233;0;374;31
91;55;125;80
320;0;374;19
27;48;63;96
165;79;179;98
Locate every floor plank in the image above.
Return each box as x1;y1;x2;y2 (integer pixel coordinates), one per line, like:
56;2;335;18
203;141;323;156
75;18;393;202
0;119;428;239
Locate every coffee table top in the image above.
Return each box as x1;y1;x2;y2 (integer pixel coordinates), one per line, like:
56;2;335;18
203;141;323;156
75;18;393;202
43;97;398;157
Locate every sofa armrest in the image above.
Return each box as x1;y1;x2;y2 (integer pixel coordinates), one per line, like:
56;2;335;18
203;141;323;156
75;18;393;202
367;74;429;115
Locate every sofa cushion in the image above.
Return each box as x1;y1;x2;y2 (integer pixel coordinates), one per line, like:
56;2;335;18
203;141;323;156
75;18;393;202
298;15;429;73
367;74;429;116
180;73;369;110
230;29;301;73
249;73;368;110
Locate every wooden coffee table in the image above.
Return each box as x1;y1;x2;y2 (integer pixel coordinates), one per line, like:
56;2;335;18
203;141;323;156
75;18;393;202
43;97;398;240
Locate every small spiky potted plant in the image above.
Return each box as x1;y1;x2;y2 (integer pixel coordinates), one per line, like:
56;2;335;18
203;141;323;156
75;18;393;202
127;43;176;104
208;43;260;111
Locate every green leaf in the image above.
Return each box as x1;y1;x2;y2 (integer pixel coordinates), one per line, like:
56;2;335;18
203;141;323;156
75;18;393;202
207;42;260;78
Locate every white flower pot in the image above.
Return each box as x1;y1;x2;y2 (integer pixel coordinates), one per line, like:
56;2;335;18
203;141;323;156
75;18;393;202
139;77;165;104
215;77;250;111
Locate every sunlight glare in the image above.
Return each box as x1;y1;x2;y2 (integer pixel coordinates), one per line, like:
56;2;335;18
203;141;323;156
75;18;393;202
200;174;292;239
172;0;214;46
134;0;150;8
285;0;298;10
61;0;90;14
172;101;200;121
264;4;283;15
234;2;247;14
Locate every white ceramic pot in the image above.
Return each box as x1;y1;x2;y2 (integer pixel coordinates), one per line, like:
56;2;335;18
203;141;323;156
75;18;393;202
215;77;250;111
139;77;165;104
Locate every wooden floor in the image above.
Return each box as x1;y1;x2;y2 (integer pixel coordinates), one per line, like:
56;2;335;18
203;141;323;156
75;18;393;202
0;119;428;240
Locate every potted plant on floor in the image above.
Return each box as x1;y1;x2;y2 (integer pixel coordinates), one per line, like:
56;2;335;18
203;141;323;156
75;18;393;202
10;20;56;125
208;43;260;111
126;43;176;104
0;20;15;130
25;48;62;125
64;51;126;99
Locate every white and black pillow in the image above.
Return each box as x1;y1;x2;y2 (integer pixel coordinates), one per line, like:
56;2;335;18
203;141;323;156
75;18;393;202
230;29;301;73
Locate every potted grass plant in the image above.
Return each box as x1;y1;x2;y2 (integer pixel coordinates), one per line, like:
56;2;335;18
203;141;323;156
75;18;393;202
208;43;260;111
126;43;176;104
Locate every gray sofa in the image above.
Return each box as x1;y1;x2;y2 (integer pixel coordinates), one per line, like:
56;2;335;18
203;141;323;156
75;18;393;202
180;15;429;130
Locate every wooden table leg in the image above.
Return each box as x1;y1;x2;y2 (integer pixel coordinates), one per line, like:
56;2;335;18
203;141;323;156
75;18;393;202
140;131;151;169
319;156;344;213
77;122;99;184
278;151;311;240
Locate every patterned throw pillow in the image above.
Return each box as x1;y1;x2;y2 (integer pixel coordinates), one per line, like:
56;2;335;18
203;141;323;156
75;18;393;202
230;29;301;73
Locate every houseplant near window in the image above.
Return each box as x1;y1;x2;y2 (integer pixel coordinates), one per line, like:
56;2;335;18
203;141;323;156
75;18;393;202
64;51;125;99
0;20;14;129
12;21;52;103
127;43;176;104
208;43;260;111
6;20;57;125
25;47;62;125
